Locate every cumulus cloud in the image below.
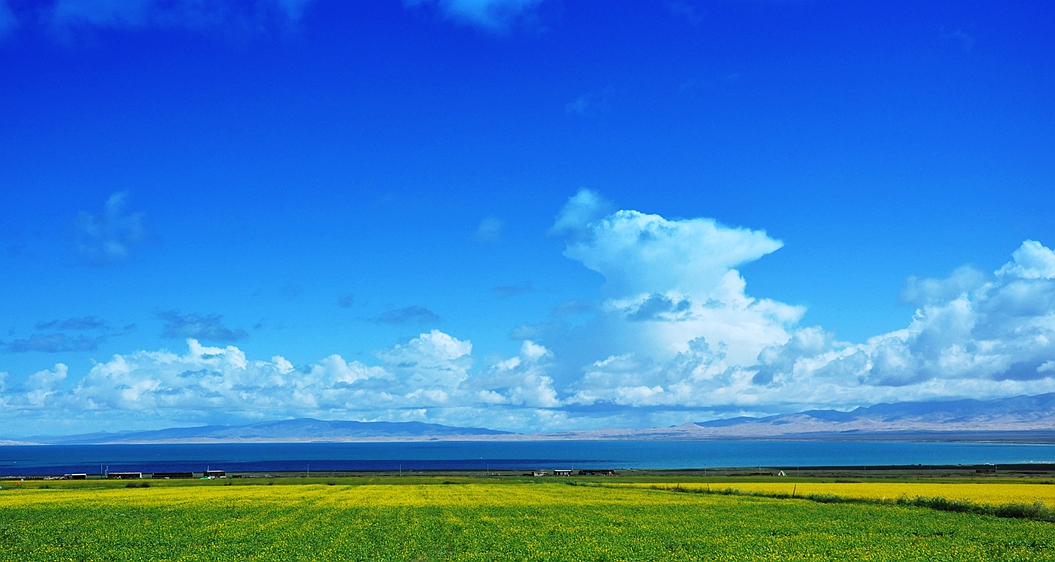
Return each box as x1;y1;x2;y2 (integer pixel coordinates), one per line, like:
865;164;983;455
565;337;734;409
746;240;1055;408
157;311;248;342
23;364;69;407
562;202;783;298
555;237;1055;416
371;306;441;325
468;340;560;407
73;191;149;265
377;330;472;392
0;334;570;433
9;187;1055;433
544;189;801;381
1;340;372;419
7;235;1055;433
405;0;544;30
997;240;1055;280
901;265;987;305
49;0;314;30
529;194;1055;418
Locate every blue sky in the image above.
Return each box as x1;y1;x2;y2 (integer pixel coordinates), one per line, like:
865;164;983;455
1;0;1054;436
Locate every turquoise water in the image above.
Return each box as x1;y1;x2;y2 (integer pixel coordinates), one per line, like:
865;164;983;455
2;440;1054;476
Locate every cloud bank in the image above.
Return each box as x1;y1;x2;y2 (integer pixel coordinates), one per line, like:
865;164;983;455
533;193;1055;415
749;240;1055;407
5;191;1055;434
0;334;566;433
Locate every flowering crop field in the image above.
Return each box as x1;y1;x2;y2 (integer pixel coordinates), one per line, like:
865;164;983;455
631;481;1055;507
0;479;1053;561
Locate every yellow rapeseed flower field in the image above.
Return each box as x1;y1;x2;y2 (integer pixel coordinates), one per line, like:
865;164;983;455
632;481;1055;507
1;479;1053;561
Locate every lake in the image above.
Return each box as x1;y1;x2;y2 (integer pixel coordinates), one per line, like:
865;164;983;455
3;440;1055;476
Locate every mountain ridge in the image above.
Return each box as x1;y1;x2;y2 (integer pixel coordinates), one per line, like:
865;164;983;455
23;419;511;445
8;393;1055;444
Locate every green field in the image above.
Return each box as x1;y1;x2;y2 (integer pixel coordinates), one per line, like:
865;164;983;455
1;478;1053;561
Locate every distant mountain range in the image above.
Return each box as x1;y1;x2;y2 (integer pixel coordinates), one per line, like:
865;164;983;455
10;393;1055;444
550;393;1055;442
25;419;511;445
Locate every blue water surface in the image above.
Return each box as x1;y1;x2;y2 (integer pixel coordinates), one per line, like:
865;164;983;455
2;441;1055;476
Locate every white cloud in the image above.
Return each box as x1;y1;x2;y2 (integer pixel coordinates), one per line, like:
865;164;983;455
901;265;988;305
406;0;544;29
0;333;582;435
997;240;1055;280
0;339;391;425
563;207;783;298
8;184;1055;434
376;329;472;390
24;364;68;407
748;240;1055;408
466;340;560;407
539;195;1055;418
542;192;802;388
